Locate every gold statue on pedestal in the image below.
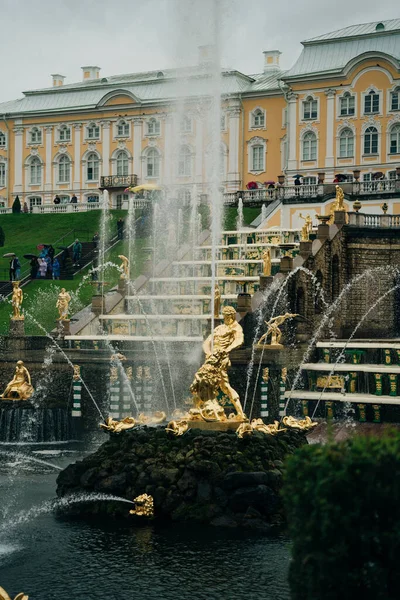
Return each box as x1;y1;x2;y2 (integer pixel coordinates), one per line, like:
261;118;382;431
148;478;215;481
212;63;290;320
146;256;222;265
56;288;71;320
328;185;346;224
213;284;221;318
257;313;298;347
299;213;313;242
262;248;272;276
118;255;129;279
11;282;24;320
1;360;34;401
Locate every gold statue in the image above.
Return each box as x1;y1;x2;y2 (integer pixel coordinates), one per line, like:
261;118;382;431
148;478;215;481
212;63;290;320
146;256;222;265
166;419;189;436
213;284;221;318
262;249;272;276
129;494;154;517
299;213;313;242
56;288;71;320
198;305;245;419
73;365;81;381
0;587;28;600
100;416;136;432
236;418;285;438
1;360;34;401
282;415;318;430
118;255;129;279
11;282;24;320
328;185;346;224
257;313;298;347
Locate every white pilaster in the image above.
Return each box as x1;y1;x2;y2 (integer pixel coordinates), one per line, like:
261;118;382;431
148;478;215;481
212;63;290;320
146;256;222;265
13;125;24;194
195;117;203;184
325;89;336;169
163;115;173;186
45;126;53;191
133;118;142;182
73;124;81;191
227;100;241;190
102;121;111;176
287;93;298;172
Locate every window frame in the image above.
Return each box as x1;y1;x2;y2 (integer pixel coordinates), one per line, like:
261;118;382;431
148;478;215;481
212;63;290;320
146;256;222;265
0;162;5;187
364;126;379;155
58;155;71;183
302;97;318;121
364;90;380;115
251;145;264;171
390;91;399;112
58;125;71;142
86;123;100;140
116;150;129;176
302;131;317;161
29;127;42;145
116;120;130;138
251;109;265;129
29;157;42;185
0;132;6;148
177;145;192;177
339;92;355;117
147;118;161;136
86;152;100;181
338;128;354;158
389;124;400;155
180;116;192;134
146;148;160;178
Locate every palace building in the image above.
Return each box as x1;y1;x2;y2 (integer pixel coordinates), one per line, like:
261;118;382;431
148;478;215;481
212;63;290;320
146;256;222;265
0;18;400;229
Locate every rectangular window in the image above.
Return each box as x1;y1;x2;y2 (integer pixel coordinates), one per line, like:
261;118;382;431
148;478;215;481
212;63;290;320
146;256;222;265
87;126;100;139
390;136;398;154
252;146;264;171
363;173;372;182
303;177;317;185
364;93;379;114
391;92;399;111
59;128;71;141
303;100;318;120
340;95;355;116
0;163;5;187
116;194;129;209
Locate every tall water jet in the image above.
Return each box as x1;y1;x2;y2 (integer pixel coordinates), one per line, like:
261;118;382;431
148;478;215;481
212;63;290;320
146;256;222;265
237;197;244;230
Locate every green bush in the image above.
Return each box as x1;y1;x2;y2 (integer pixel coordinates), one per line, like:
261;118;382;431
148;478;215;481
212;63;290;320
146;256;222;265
12;196;21;214
0;226;5;247
282;432;400;600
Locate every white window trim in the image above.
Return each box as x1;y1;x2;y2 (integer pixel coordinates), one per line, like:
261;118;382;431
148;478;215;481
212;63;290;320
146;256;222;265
247;136;267;175
27;127;43;146
142;146;162;180
57;125;72;143
0;131;7;149
28;156;43;186
57;155;71;184
146;117;161;137
387;120;400;157
82;150;102;183
336;89;357;119
115;150;130;177
336;122;356;159
85;122;101;141
249;107;266;131
176;145;193;178
0;160;6;188
361;120;380;160
362;86;382;117
300;94;320;123
180;116;193;134
115;119;130;139
387;85;400;113
300;126;318;162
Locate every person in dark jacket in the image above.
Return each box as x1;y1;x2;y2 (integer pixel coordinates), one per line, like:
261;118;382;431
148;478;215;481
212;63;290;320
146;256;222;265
92;232;100;248
30;257;39;279
70;194;78;203
54;195;61;205
52;258;60;280
48;245;55;262
72;239;82;265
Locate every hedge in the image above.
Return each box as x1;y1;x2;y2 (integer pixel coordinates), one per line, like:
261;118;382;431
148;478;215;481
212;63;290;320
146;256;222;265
282;431;400;600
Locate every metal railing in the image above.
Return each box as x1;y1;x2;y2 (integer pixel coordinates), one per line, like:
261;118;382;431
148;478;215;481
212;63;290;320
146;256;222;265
100;174;137;189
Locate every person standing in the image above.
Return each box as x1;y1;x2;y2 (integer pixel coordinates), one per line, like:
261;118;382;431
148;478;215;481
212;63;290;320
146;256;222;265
54;195;61;205
92;232;100;248
52;258;61;280
38;258;47;279
117;218;124;240
30;257;39;280
72;239;82;266
48;245;55;263
70;194;78;204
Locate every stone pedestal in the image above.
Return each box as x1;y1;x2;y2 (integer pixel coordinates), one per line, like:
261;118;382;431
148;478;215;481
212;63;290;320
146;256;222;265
118;278;127;296
317;223;329;239
279;256;293;273
299;240;313;258
9;318;25;337
333;210;347;225
56;319;71;336
92;294;105;316
237;293;252;314
259;275;274;291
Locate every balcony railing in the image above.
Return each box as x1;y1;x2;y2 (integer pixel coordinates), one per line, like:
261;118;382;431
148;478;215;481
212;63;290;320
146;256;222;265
223;179;400;205
100;174;138;189
348;212;400;228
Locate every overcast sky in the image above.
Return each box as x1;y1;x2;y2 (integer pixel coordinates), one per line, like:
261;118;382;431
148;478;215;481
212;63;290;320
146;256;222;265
0;0;398;102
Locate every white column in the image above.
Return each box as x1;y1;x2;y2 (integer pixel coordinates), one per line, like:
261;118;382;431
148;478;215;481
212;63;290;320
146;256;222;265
325;89;336;169
287;93;298;172
13;125;24;194
195;117;203;184
102;121;111;177
133;118;142;182
73;124;81;191
227;100;241;190
163;114;173;186
45;126;53;191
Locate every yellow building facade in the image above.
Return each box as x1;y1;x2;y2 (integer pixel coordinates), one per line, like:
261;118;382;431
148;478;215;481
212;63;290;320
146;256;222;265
0;19;399;229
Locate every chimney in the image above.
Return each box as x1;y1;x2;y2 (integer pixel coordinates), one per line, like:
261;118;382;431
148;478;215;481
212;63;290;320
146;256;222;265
263;50;281;73
51;74;65;87
81;66;101;81
198;45;216;66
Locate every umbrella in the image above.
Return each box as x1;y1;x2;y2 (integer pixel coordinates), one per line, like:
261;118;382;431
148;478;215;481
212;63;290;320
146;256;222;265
293;174;303;178
3;253;15;258
264;180;275;185
128;184;162;192
23;254;38;260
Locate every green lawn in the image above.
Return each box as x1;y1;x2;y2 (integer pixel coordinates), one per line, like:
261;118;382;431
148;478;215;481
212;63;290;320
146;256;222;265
0;210;127;280
224;207;260;230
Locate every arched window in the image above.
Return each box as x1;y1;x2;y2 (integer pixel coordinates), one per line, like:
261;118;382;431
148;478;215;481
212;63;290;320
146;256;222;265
251;145;264;171
29;127;42;144
58;155;70;183
340;92;355;116
303;96;318;120
146;148;160;177
252;109;265;128
302;131;317;161
147;118;160;136
116;150;129;176
30;157;42;184
178;145;191;177
364;126;378;155
87;153;99;181
58;125;71;142
390;124;400;154
364;90;380;114
339;128;354;158
87;122;100;139
0;132;6;148
0;162;5;187
117;120;129;137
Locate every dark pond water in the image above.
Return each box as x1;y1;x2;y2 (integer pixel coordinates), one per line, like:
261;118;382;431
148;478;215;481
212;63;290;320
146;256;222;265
0;447;291;600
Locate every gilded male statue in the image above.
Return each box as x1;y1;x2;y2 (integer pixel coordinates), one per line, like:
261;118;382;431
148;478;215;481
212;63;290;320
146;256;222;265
258;313;299;346
1;360;34;400
11;282;24;320
56;288;71;320
213;284;221;318
192;305;245;418
262;248;272;276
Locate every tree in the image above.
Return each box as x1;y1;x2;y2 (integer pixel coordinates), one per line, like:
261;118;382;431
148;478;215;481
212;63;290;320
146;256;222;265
0;226;5;247
12;196;21;214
